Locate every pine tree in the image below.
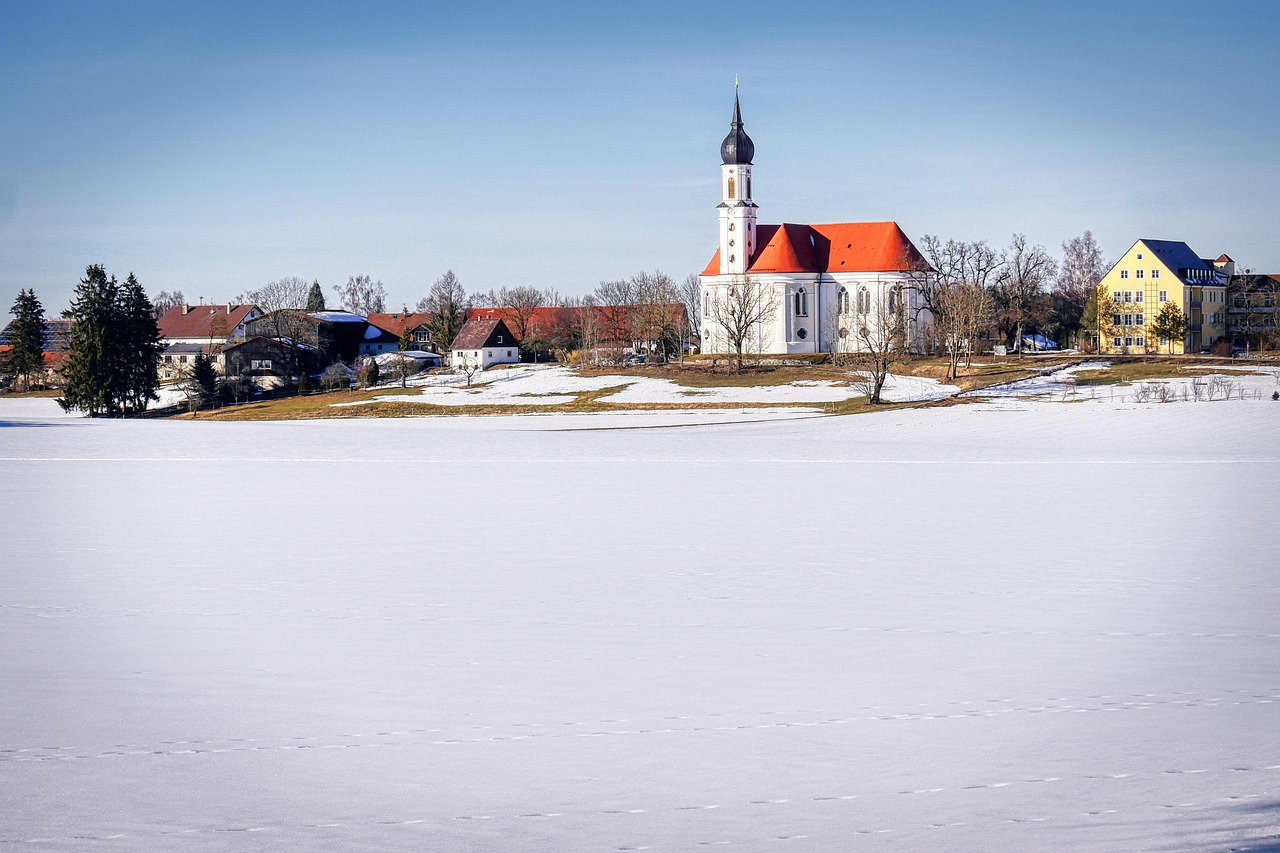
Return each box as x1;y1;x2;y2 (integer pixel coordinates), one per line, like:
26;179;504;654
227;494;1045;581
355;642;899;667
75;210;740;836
306;280;326;312
5;289;45;390
187;351;218;409
59;265;163;416
398;326;412;351
1150;302;1187;355
118;274;163;413
60;266;117;415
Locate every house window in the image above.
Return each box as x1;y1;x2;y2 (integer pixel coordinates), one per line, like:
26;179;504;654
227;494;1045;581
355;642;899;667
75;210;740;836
1159;336;1169;346
1113;336;1122;347
837;287;850;315
1123;291;1132;302
857;287;871;315
508;350;513;357
179;355;188;363
1120;270;1129;280
1135;336;1145;347
1124;336;1134;347
251;359;272;370
1112;313;1121;325
1152;269;1160;279
1135;269;1144;279
496;335;503;343
727;176;736;199
1123;314;1132;326
1158;290;1168;302
703;292;710;317
1135;313;1144;326
1133;291;1144;303
1136;253;1144;260
794;288;808;317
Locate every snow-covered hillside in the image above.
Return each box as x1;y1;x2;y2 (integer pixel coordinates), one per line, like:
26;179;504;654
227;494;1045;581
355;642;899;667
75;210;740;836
1;399;1278;851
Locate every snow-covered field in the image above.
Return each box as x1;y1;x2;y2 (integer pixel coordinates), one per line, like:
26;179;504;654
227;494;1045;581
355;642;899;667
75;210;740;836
2;397;1279;851
335;364;959;409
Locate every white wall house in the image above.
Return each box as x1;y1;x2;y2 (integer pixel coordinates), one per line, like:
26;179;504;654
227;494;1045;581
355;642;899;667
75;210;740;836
449;318;520;371
698;91;933;356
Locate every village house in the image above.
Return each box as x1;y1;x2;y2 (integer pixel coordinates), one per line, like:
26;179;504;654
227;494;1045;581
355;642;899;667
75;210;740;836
450;317;519;371
1227;268;1280;352
367;312;438;352
156;303;261;380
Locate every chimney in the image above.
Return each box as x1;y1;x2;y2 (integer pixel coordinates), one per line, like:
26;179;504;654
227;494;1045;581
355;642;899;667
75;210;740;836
226;303;232;313
181;305;189;315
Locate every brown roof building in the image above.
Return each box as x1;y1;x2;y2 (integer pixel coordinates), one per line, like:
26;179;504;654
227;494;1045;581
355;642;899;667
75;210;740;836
157;303;261;345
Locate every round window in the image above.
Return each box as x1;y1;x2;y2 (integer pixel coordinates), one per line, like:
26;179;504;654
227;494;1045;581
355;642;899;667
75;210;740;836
796;328;808;340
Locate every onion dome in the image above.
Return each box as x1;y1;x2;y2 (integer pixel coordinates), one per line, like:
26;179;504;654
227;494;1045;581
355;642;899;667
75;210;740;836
719;91;754;165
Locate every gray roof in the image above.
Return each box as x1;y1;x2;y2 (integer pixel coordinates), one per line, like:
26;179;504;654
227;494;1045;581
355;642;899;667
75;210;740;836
720;91;755;166
1138;239;1216;282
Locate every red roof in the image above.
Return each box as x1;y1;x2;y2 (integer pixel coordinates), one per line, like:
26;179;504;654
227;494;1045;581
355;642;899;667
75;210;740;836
366;312;433;337
158;304;258;340
701;221;927;276
465;304;687;345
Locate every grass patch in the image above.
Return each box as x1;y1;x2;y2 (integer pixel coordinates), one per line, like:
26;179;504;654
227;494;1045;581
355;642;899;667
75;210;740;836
0;388;63;398
1072;359;1267;387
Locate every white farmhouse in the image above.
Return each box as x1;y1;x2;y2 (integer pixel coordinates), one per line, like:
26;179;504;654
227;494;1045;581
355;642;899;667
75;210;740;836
449;317;520;371
699;91;933;356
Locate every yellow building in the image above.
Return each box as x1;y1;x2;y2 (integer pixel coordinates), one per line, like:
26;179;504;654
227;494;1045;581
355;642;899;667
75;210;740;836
1096;239;1230;355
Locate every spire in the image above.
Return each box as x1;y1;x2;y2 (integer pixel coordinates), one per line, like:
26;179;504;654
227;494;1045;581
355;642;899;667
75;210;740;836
720;85;754;165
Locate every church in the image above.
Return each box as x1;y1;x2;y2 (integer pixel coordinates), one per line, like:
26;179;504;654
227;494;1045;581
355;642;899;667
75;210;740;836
699;91;934;355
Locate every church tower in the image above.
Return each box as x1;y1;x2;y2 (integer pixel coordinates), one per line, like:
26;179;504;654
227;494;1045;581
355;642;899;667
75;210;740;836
718;88;757;276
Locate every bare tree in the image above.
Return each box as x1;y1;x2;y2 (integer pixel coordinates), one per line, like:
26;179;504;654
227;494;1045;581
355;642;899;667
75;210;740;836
417;269;469;351
1053;231;1108;348
492;286;545;351
151;289;185;319
573;294;602;364
918;236;1006;355
237;277;311;313
680;273;702;344
844;286;906;404
934;283;994;380
333;275;387;316
706;275;777;371
994;234;1056;351
456;352;480;386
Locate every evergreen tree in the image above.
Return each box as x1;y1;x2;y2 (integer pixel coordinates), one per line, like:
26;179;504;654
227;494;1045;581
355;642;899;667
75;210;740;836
364;357;380;387
59;265;163;416
398;326;412;351
1150;302;1188;355
305;280;326;312
4;289;45;390
60;266;119;415
118;273;163;413
186;351;218;409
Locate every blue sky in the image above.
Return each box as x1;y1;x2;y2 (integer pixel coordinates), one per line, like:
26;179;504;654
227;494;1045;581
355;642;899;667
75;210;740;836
2;0;1277;313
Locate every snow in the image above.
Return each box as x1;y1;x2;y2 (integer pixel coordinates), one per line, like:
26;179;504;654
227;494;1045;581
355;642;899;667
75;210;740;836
2;397;1279;851
344;364;959;409
969;361;1280;408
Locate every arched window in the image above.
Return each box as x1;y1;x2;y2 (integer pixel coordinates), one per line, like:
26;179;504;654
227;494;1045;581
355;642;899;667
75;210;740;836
703;291;710;318
837;287;850;315
857;286;871;315
727;177;736;199
794;288;808;317
745;175;751;198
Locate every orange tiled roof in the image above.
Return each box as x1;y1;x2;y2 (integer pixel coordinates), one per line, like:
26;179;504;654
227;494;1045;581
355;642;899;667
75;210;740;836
702;221;927;276
366;312;433;337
